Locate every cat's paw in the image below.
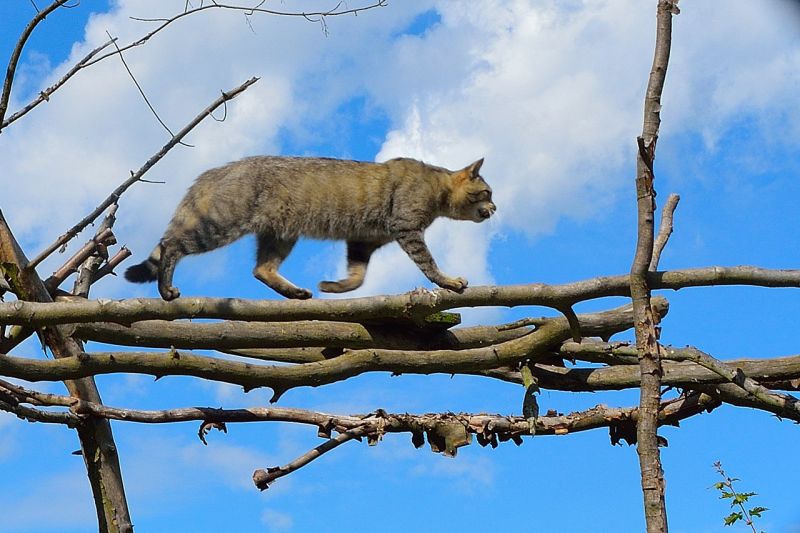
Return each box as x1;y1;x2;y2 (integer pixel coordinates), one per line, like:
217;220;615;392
159;285;181;301
285;287;313;300
319;280;346;293
439;277;468;292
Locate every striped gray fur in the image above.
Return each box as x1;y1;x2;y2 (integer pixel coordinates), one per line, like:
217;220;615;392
125;156;496;300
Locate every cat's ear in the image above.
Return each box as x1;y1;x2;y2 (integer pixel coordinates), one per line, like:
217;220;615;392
467;158;484;180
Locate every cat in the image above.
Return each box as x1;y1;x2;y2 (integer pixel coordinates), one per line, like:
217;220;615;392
124;156;495;300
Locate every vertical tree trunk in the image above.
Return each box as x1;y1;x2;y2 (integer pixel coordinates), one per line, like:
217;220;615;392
630;2;678;532
0;210;132;533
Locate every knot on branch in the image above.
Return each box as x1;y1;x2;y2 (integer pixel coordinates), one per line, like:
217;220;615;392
253;467;283;491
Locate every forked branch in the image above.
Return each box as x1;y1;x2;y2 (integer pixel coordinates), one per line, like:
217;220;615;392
27;76;259;269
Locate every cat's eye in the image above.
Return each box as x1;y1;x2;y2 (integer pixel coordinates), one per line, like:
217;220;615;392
468;190;491;202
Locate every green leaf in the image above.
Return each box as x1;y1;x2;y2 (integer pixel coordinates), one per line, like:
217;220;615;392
720;491;735;500
713;482;725;490
724;512;743;526
520;365;537;390
749;506;768;517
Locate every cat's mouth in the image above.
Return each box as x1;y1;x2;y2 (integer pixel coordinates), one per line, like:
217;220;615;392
478;203;496;220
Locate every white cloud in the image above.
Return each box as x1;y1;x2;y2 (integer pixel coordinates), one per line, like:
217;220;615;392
261;508;294;532
181;439;274;490
0;469;95;531
361;0;800;295
409;452;496;492
3;0;799;300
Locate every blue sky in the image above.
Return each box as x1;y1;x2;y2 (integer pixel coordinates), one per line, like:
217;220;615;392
2;0;800;531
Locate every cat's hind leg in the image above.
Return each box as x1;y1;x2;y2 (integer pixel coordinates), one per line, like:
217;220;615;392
253;234;312;299
319;241;380;293
157;241;184;301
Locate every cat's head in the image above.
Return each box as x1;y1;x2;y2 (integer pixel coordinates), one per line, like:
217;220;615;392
448;158;496;222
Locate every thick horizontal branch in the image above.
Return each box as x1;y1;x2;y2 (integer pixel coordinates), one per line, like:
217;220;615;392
0;302;653;400
690;383;800;421
664;345;800;421
558;341;800;421
74;318;531;351
0;377;717;445
533;353;800;393
253;391;718;490
2;265;797;327
0;397;78;426
0;376;718;491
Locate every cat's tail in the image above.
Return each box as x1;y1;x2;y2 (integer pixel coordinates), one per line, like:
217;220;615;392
124;250;159;283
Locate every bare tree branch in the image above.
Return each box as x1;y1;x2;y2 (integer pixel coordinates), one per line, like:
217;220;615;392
43;228;115;292
0;0;72;128
554;341;800;391
253;426;369;490
1;37;117;131
0;397;79;426
0;377;717;435
0;377;719;491
249;390;717;489
73;318;534;352
72;205;120;297
0;211;133;533
0;301;652;401
664;345;800;420
692;382;800;420
84;1;389;69
27;76;259;269
630;2;678;530
2;265;799;327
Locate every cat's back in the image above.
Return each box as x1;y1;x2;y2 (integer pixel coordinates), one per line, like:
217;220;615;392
186;156;443;240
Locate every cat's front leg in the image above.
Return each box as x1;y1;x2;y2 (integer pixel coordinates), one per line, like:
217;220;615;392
395;230;468;292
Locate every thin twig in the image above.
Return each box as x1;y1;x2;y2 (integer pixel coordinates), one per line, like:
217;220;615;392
104;30;187;144
27;76;258;269
1;38;117;130
650;193;680;271
73;205;122;297
89;247;132;284
253;426;368;490
84;1;388;69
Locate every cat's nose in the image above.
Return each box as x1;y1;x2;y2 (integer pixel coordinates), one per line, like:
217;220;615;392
479;203;496;219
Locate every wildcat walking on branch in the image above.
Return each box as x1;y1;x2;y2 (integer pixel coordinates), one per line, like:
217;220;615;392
125;156;496;300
